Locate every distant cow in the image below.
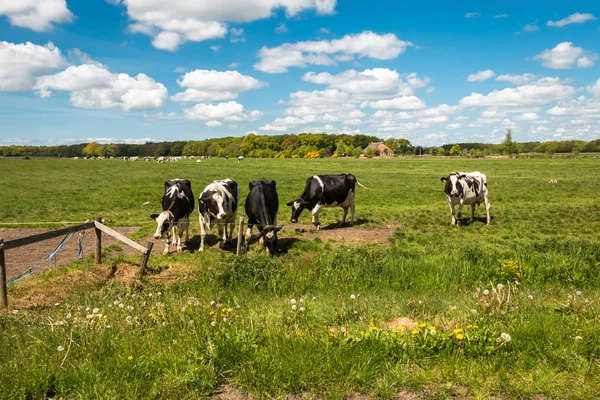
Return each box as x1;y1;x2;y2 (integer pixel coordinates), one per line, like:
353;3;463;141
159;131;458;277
286;174;369;229
151;179;194;254
441;171;491;225
245;179;282;255
238;156;244;162
198;179;240;251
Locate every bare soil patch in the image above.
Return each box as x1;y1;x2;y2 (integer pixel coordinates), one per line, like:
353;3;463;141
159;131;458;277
284;222;402;245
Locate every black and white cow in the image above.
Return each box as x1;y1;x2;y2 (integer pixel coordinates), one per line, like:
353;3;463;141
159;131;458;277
198;179;240;251
441;171;491;225
244;179;282;255
150;179;194;254
286;174;369;230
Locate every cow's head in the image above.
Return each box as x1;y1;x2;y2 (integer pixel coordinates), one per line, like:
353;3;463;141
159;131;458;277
150;211;173;239
441;174;465;198
199;191;227;220
260;225;283;255
286;199;307;223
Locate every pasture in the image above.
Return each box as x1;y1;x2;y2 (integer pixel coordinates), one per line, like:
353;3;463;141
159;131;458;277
1;157;599;399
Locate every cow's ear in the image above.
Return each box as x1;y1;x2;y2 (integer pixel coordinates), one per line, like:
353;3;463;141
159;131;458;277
440;177;447;182
460;174;466;180
286;200;295;206
274;225;283;232
150;213;159;220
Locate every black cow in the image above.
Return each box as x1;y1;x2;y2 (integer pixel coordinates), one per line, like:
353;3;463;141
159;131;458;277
150;179;194;254
244;178;282;255
286;174;369;229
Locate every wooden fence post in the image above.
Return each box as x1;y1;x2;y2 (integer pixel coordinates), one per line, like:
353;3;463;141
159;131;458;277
236;217;244;256
94;217;102;264
0;239;7;308
139;241;153;278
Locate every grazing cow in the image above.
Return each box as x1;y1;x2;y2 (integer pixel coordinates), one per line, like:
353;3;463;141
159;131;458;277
244;179;282;255
286;174;369;230
441;171;491;226
150;179;194;254
238;156;244;162
198;179;240;251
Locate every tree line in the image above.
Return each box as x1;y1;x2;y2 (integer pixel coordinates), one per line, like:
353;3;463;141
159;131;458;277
1;131;599;158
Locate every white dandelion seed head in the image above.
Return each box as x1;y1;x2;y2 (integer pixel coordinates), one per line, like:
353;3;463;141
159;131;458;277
470;309;478;314
350;294;356;300
92;308;100;314
496;337;502;343
210;300;215;306
312;297;316;300
418;300;423;305
299;307;305;312
291;305;297;310
528;295;533;300
66;313;72;319
576;291;582;296
223;317;227;322
299;298;304;303
291;299;297;305
113;300;119;305
211;321;216;327
340;327;347;333
194;300;200;307
118;303;124;308
492;288;497;294
575;336;583;340
148;293;153;297
172;340;177;344
501;332;511;342
57;346;64;352
157;292;161;296
497;284;504;290
85;307;90;311
188;320;194;326
483;290;489;296
12;310;18;314
127;305;133;311
430;329;437;336
106;325;111;329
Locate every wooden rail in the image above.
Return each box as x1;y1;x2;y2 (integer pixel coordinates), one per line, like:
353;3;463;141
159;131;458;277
0;218;152;308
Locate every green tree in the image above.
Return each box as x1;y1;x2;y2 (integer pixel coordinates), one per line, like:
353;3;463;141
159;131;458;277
365;147;376;158
99;144;120;157
352;147;363;158
501;128;519;156
438;147;445;156
335;140;347;156
449;144;461;156
154;143;170;157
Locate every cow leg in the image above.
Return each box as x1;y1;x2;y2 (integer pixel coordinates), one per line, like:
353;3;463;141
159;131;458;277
199;215;206;251
163;227;173;255
311;204;323;230
218;223;225;249
457;199;465;220
341;207;349;225
177;220;188;252
184;217;189;244
470;204;476;223
229;218;236;244
350;192;356;225
245;224;253;242
484;192;491;225
448;201;457;225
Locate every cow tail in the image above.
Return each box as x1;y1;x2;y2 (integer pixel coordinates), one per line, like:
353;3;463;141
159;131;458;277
356;181;370;191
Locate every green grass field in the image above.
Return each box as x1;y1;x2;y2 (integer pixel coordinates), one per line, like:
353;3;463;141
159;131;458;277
1;157;600;399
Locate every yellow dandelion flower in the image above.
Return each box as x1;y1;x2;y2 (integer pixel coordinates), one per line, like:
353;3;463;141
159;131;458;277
370;326;379;331
235;315;241;318
467;324;473;329
209;311;215;316
418;323;427;328
453;328;463;334
473;325;479;329
396;325;405;331
128;355;133;360
227;307;233;313
411;329;418;335
148;313;154;317
428;326;434;330
456;333;464;340
35;339;42;344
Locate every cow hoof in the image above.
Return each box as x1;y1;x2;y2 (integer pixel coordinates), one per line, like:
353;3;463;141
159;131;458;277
199;246;204;252
177;247;183;253
163;249;169;255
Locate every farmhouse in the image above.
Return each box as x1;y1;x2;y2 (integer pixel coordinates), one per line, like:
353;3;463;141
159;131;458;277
363;142;394;156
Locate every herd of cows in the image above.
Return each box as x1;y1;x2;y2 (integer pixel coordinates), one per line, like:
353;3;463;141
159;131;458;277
151;171;491;255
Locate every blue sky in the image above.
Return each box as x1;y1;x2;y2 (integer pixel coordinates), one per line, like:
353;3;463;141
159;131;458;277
1;0;599;146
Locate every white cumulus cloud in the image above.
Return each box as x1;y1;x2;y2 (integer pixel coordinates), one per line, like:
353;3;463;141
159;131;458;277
184;101;263;122
111;0;337;51
467;69;495;82
361;96;426;110
35;63;168;111
0;41;66;91
495;73;536;85
172;69;267;102
459;79;576;107
547;13;597;27
254;31;412;73
0;0;73;31
533;42;597;69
